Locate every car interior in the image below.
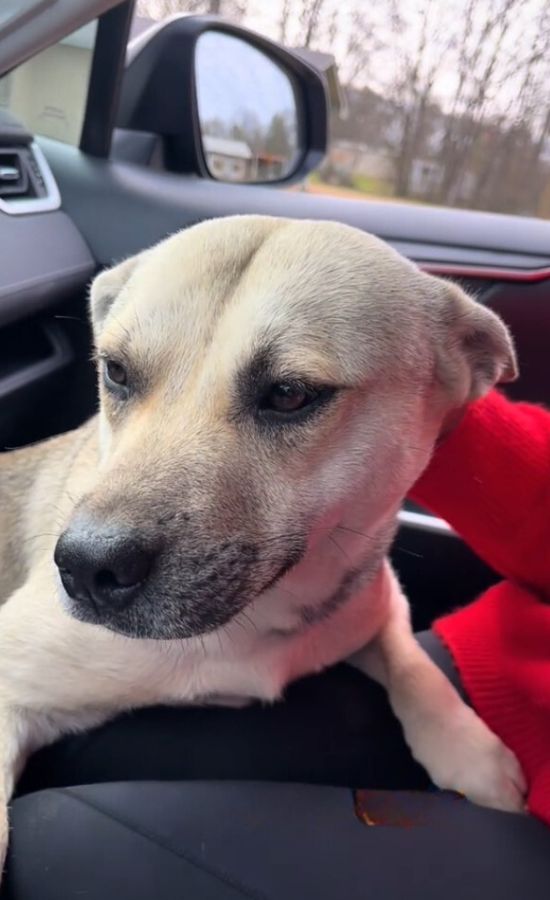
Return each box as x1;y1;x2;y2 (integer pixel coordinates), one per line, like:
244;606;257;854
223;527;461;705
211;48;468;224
1;1;550;896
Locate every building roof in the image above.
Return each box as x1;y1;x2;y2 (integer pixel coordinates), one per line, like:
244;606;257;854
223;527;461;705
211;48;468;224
202;134;253;159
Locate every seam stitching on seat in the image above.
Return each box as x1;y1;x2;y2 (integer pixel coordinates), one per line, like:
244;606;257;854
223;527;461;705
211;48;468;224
56;787;271;900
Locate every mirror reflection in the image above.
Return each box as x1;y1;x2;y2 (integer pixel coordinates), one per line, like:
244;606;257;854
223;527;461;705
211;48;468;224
195;31;299;183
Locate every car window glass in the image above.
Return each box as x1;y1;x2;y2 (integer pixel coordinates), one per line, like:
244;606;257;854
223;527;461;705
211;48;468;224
135;0;550;220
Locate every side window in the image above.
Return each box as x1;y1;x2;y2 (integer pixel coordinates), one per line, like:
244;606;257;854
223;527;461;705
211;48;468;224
135;1;550;219
0;22;97;145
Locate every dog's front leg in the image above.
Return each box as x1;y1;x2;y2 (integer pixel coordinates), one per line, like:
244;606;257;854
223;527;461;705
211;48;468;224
0;704;33;875
350;561;526;812
0;699;115;880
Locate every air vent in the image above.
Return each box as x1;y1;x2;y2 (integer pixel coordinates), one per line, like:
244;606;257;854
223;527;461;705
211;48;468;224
0;150;29;198
0;142;60;215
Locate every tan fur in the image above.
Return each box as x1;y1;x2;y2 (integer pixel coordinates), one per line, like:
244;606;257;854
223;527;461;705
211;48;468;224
0;216;524;876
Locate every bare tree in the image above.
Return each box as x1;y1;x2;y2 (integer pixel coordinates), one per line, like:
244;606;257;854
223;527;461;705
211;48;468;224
520;4;550;213
278;0;292;44
342;6;385;88
135;0;550;218
434;0;525;205
385;0;453;197
299;0;329;48
469;10;549;213
136;0;248;21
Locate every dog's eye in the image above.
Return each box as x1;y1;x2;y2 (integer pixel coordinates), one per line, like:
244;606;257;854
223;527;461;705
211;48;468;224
261;382;318;415
104;359;128;390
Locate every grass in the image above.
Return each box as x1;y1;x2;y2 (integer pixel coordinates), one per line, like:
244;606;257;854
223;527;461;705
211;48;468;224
287;172;432;207
350;174;393;197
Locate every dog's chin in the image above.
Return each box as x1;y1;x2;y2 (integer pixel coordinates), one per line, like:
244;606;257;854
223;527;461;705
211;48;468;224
57;580;255;641
58;591;244;641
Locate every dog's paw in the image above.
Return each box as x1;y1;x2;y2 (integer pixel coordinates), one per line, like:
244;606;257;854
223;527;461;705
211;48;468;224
409;705;527;813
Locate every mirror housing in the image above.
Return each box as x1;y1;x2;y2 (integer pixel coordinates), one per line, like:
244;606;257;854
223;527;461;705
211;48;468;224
117;15;328;185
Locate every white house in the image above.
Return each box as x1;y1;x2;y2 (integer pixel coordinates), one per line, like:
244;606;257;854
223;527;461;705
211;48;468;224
202;134;253;181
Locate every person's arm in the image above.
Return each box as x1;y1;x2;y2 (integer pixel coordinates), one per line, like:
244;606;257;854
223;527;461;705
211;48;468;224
410;390;550;599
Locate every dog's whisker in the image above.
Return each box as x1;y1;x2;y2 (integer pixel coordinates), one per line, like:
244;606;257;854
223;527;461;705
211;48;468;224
236;609;259;635
328;533;352;565
48;501;69;522
54;314;86;325
231;615;250;636
133;308;145;338
253;532;305;546
214;629;225;655
335;525;424;560
57;489;79;505
19;532;61;546
394;545;424;559
334;524;379;542
108;312;132;344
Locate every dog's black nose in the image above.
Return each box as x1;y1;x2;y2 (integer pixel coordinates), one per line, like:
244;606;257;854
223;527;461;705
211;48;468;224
54;522;155;611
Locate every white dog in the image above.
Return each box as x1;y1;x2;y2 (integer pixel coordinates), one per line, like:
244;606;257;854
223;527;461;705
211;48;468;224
0;216;525;876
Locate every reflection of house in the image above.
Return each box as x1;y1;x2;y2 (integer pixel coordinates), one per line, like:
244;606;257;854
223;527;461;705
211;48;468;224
256;152;285;180
202;134;253;181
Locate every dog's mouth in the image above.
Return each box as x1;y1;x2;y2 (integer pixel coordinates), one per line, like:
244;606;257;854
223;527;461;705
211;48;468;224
57;536;306;641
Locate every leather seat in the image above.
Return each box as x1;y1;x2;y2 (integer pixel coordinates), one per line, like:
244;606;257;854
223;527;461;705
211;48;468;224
4;779;550;900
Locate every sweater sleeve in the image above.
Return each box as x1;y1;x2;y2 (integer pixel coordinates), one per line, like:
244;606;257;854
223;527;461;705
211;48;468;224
410;390;550;598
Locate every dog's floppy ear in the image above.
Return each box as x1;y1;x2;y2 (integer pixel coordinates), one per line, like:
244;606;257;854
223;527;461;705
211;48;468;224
431;277;518;404
89;253;144;337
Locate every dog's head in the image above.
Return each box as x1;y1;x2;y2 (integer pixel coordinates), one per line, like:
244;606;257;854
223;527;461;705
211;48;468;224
55;216;516;639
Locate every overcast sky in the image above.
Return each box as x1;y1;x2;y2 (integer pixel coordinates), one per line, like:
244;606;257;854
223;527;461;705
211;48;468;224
195;30;296;128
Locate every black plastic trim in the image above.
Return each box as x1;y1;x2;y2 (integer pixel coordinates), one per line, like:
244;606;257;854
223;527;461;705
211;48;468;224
0;208;95;327
0;322;73;400
80;1;135;157
40;140;550;270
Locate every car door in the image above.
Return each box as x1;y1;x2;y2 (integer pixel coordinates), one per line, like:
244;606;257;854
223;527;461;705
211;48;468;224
0;1;133;448
2;0;548;628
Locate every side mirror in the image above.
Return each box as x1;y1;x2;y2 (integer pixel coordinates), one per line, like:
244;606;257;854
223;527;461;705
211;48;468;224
118;16;328;185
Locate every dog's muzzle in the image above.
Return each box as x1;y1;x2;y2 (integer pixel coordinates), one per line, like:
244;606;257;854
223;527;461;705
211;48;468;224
54;510;306;639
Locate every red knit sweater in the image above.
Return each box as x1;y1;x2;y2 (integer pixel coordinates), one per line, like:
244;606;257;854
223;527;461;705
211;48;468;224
410;389;550;824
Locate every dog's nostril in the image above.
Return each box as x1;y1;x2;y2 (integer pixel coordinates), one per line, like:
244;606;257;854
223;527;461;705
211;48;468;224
95;569;123;591
55;525;156;611
95;553;151;592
